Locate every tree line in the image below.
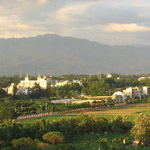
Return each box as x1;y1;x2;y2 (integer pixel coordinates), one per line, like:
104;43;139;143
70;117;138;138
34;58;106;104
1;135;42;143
0;113;132;150
0;74;150;99
1;113;150;150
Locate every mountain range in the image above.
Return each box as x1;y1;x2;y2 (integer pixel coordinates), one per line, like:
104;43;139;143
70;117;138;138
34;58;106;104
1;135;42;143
0;34;150;76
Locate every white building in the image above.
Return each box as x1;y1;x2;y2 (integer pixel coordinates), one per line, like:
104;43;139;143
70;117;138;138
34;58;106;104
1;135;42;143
17;75;47;90
112;91;127;101
143;86;150;96
5;75;48;95
4;83;15;95
17;87;29;95
138;77;146;81
72;80;82;86
52;80;71;87
123;87;141;99
51;80;82;87
106;74;112;78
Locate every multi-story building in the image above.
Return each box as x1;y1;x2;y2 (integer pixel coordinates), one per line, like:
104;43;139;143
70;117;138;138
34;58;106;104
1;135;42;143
5;75;47;95
143;86;150;96
123;87;141;99
17;75;47;90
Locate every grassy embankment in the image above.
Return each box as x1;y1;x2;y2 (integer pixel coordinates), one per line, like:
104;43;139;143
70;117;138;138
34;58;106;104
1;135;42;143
21;100;150;124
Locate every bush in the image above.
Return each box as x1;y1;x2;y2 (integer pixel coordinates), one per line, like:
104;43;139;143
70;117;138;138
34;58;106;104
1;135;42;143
56;144;76;150
111;116;132;133
1;147;12;150
97;138;109;150
12;137;38;150
43;131;64;145
0;140;6;149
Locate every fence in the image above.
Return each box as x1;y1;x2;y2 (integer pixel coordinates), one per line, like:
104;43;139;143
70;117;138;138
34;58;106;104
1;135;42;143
17;103;126;120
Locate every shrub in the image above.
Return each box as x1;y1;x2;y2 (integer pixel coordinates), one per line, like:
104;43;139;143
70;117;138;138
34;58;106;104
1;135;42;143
97;138;109;150
12;137;38;150
56;144;76;150
111;116;132;133
43;131;64;145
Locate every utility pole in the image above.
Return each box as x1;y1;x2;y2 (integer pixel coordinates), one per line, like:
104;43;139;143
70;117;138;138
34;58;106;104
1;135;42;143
21;105;22;113
45;102;48;112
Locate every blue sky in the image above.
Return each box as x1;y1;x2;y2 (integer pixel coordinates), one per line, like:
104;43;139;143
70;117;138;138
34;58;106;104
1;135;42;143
1;0;150;45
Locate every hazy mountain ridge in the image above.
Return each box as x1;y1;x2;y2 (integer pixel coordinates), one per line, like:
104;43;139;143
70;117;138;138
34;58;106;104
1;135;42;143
0;34;150;75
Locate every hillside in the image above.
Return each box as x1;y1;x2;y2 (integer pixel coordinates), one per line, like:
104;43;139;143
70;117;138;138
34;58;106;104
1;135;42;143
0;34;150;75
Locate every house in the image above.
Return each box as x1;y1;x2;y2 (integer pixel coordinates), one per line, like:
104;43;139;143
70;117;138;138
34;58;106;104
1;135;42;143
4;83;15;95
143;86;150;96
138;77;146;81
112;91;127;102
123;87;141;99
72;80;82;86
51;79;82;87
52;80;71;87
106;74;112;78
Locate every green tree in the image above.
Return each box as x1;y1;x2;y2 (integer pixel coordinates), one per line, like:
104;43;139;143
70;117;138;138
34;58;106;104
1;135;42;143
29;83;42;98
131;113;150;145
0;108;17;120
97;138;109;150
112;116;132;133
12;137;38;150
42;131;64;145
0;89;7;98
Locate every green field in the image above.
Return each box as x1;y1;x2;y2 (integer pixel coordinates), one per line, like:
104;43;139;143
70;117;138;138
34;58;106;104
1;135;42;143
17;102;150;150
20;103;150;124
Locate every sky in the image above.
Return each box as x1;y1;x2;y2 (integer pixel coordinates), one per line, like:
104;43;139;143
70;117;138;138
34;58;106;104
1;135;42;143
1;0;150;45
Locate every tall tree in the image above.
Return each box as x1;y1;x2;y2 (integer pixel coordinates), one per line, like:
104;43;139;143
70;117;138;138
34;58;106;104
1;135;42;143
131;113;150;145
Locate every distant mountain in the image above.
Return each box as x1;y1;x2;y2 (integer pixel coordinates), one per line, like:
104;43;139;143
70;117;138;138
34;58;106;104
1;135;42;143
0;34;150;75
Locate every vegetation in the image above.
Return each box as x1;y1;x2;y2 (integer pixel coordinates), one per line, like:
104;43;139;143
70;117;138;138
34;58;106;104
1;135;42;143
43;131;64;145
1;74;150;149
12;137;38;150
0;73;150;99
131;113;150;145
0;105;150;149
0;113;132;149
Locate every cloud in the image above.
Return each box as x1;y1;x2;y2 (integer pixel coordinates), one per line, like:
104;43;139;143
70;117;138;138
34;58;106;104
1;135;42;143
133;0;150;8
17;0;47;4
0;16;42;31
37;0;47;4
0;0;150;45
104;23;150;32
56;2;96;25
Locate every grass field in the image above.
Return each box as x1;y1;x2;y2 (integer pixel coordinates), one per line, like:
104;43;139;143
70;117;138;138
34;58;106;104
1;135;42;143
18;102;150;150
20;103;150;124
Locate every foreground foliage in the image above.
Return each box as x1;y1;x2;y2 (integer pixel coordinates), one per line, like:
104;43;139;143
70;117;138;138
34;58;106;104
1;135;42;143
43;131;64;145
0;114;133;149
12;137;38;150
131;113;150;145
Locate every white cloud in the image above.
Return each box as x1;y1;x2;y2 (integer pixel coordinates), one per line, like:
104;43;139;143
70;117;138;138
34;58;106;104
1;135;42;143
37;0;47;4
104;23;150;32
133;0;150;8
0;0;150;45
56;2;96;25
0;16;42;31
